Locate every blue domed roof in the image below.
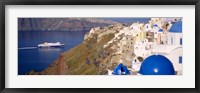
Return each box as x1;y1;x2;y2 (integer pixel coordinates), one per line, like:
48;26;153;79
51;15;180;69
158;29;163;32
112;63;130;75
169;21;182;33
153;24;158;27
139;55;175;75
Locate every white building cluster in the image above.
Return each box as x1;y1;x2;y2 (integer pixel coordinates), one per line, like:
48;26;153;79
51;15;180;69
108;18;183;75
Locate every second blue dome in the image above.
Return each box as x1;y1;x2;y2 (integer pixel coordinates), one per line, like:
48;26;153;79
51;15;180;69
139;55;175;75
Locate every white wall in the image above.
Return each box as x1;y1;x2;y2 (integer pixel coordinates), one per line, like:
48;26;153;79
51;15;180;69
165;46;182;72
168;33;182;45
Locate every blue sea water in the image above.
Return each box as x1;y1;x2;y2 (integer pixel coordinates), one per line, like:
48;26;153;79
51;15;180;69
18;31;88;75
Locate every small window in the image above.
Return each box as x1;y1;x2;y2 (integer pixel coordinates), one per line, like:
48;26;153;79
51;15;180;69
179;56;182;64
180;38;182;45
171;38;173;44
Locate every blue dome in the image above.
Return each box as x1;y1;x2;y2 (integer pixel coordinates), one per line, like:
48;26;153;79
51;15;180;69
139;55;175;75
158;29;163;32
153;24;158;27
112;63;130;75
169;21;182;33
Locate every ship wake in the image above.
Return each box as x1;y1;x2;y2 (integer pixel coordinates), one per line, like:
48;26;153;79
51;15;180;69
18;47;37;50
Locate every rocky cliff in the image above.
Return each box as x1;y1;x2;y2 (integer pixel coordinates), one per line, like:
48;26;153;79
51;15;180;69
18;18;117;31
28;23;127;75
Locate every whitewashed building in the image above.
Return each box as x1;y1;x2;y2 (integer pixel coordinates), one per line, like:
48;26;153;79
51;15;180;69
152;21;183;74
134;39;154;58
131;57;142;71
167;21;182;45
130;23;144;31
157;29;168;45
144;23;152;31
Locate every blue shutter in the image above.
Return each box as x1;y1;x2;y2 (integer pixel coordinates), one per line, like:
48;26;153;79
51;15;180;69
180;38;182;45
179;56;182;64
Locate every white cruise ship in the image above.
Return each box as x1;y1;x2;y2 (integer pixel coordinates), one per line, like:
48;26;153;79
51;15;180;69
38;42;64;48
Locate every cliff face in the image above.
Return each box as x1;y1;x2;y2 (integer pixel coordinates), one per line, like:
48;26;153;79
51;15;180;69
28;23;126;75
18;18;117;31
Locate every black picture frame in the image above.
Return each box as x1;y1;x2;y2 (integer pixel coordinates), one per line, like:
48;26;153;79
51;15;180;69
0;0;199;93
